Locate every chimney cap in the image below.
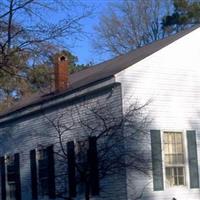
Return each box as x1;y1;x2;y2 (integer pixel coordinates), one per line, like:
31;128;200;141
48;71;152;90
59;55;67;62
53;51;68;63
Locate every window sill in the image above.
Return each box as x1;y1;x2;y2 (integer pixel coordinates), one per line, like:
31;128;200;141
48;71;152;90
164;186;200;191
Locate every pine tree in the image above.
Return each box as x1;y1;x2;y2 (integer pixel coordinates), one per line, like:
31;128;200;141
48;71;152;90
162;0;200;34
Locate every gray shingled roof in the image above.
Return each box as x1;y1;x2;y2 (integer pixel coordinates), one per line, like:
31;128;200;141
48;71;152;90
1;25;199;118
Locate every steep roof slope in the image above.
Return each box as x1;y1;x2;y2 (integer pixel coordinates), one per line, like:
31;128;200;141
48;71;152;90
69;25;199;89
1;25;199;118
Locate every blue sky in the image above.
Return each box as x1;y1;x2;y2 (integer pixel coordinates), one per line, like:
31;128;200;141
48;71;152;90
66;0;114;65
2;0;120;65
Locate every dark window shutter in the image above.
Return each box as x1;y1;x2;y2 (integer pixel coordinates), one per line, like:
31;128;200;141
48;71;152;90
88;136;99;195
0;156;6;200
150;130;164;191
7;164;15;182
187;130;199;188
47;145;55;199
30;150;38;199
67;141;76;197
14;153;21;200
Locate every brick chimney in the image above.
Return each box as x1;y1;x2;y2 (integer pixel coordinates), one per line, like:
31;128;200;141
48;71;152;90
54;54;69;92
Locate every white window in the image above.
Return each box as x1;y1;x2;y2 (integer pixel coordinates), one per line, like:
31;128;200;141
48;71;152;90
163;132;185;187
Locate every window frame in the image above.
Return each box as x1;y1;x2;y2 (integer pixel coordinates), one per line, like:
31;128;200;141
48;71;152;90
161;130;190;189
8;182;16;200
5;155;17;200
37;148;49;197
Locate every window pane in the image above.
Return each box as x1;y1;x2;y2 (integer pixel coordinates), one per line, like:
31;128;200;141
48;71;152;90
40;179;48;195
177;154;184;164
165;167;185;186
164;134;168;144
177;144;183;153
165;155;170;165
166;168;170;176
178;167;183;175
164;132;185;186
176;133;182;143
38;149;49;196
172;133;175;144
175;176;178;185
9;183;16;200
164;142;169;153
166;167;179;186
178;177;184;185
165;168;172;186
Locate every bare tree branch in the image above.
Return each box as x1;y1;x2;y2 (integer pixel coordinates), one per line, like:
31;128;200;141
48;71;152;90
41;95;151;200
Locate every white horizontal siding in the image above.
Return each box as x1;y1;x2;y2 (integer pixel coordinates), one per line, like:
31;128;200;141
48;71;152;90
116;27;200;200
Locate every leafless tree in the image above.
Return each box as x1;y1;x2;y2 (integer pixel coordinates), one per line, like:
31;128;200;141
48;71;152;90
0;0;92;110
43;97;151;200
0;0;92;74
93;0;172;56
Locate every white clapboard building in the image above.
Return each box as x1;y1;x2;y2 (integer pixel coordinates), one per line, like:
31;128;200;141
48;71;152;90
0;25;200;200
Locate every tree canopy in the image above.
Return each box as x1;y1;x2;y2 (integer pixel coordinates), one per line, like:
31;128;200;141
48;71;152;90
162;0;200;33
0;0;92;111
93;0;200;56
0;49;91;112
93;0;172;56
